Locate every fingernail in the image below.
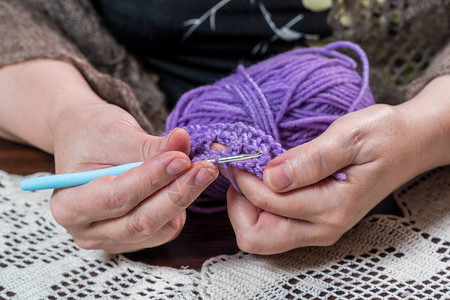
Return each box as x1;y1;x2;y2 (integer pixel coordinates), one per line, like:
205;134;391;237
266;163;293;190
166;158;190;176
194;167;217;187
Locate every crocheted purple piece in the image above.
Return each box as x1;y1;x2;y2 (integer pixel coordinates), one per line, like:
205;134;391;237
165;41;374;213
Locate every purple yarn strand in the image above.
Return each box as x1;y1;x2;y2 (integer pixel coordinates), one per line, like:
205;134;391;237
324;41;370;112
165;41;374;213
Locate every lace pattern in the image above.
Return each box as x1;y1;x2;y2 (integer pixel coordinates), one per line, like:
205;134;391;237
1;167;449;299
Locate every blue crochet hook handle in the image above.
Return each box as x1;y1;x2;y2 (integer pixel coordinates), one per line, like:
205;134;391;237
19;151;262;191
19;162;144;191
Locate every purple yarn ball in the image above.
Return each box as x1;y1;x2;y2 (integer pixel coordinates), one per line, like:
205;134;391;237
165;41;374;213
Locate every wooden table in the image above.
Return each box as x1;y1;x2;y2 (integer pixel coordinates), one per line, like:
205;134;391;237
0;138;239;270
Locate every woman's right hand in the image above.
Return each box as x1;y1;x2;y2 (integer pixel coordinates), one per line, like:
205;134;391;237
0;59;218;253
50;92;219;254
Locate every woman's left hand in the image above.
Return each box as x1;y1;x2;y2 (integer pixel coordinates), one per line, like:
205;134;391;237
226;77;450;254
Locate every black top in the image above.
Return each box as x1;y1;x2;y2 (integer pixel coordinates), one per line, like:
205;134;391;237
94;0;332;106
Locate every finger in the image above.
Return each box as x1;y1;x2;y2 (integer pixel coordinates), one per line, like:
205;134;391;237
263;124;356;192
234;162;392;227
162;127;191;155
51;150;192;225
210;142;227;151
228;166;339;220
94;127;190;167
227;186;324;254
84;161;218;243
76;212;187;253
135;127;191;161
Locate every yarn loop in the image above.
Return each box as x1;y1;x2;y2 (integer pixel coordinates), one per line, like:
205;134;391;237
166;41;374;212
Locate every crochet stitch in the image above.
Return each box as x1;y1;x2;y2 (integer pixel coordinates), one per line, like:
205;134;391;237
166;41;375;212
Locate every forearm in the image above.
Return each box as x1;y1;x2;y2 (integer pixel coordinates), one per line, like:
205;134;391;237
395;75;450;173
0;59;103;153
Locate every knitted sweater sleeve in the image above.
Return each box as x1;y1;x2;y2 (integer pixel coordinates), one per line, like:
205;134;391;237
0;0;167;135
404;42;450;100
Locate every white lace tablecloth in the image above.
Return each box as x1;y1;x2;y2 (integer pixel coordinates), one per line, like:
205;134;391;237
0;167;449;299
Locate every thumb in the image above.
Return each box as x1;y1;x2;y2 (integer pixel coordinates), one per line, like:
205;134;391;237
134;127;191;161
263;129;355;192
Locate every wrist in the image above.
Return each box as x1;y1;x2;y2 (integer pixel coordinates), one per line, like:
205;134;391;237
36;60;106;153
0;59;104;153
396;75;450;173
49;85;106;151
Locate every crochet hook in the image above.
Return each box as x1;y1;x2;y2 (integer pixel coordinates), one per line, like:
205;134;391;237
19;151;263;191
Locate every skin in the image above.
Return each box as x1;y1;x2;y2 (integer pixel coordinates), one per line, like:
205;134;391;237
225;75;450;254
1;59;449;254
0;59;218;253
